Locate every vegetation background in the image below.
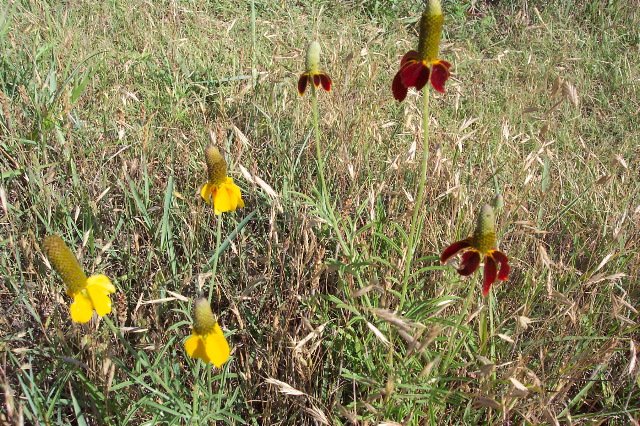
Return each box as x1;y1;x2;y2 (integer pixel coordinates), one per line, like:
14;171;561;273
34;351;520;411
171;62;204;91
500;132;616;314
1;0;639;424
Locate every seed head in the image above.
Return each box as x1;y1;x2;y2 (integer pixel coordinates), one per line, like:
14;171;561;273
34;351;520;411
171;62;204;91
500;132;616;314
193;298;217;335
472;204;497;253
43;235;87;295
205;145;227;184
305;41;321;73
418;0;444;61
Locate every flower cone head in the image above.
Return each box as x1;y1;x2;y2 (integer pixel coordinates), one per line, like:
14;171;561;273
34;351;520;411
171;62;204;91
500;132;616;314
43;235;87;296
305;41;321;74
205;145;227;185
184;298;231;367
193;298;217;335
472;204;496;253
418;0;444;61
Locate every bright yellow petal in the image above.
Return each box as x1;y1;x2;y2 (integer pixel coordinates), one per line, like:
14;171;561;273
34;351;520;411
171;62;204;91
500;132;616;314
86;274;116;293
213;185;233;214
228;178;244;208
69;292;93;323
184;334;199;357
204;324;230;368
184;333;210;363
85;274;115;316
200;182;214;204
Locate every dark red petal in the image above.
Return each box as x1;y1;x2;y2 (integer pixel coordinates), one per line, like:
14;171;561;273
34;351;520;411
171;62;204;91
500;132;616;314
414;65;430;91
400;61;427;88
319;73;332;92
482;256;498;297
392;71;408;101
457;251;481;276
298;74;308;95
440;238;472;263
312;74;321;87
400;50;419;66
430;62;451;93
492;250;510;281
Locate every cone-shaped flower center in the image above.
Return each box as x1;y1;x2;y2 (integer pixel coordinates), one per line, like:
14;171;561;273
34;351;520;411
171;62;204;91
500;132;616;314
43;235;87;295
305;41;321;74
472;204;497;254
418;0;444;62
205;145;227;185
193;298;217;335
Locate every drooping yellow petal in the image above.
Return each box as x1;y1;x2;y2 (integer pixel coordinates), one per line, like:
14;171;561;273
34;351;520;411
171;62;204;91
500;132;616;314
86;274;115;316
200;182;214;204
213;186;233;214
204;324;230;368
211;177;244;214
228;178;244;208
184;334;210;363
69;292;94;323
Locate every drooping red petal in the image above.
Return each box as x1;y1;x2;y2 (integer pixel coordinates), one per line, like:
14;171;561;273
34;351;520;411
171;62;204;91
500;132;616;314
392;71;408;101
312;74;321;88
430;61;451;93
457;250;481;276
400;61;428;88
400;50;419;67
482;256;498;297
414;65;430;91
440;238;472;263
492;250;510;281
298;74;308;95
319;73;332;92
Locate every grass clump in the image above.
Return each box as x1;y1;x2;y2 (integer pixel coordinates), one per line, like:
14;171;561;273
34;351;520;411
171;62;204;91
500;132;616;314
1;0;638;424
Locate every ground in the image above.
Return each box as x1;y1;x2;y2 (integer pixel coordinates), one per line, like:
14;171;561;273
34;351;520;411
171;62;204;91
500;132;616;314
1;0;639;424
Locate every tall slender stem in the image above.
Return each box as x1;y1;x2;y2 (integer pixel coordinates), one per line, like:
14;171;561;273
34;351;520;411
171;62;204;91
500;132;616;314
311;84;351;257
400;88;430;310
207;218;223;303
250;0;257;85
311;85;327;197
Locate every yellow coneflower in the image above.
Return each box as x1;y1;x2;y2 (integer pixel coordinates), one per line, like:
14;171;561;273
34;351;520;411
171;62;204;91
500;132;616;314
200;145;244;215
440;205;510;296
43;235;116;323
297;41;332;95
392;0;452;101
184;298;230;367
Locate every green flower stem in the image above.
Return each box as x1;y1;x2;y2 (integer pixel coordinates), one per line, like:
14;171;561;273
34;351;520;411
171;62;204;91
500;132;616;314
311;85;327;197
400;88;430;310
208;218;223;303
311;84;350;257
250;0;257;85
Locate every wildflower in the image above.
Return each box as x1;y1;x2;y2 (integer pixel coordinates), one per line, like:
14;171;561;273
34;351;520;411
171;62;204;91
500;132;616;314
200;145;244;215
43;235;116;323
298;41;332;95
440;205;510;296
392;0;452;101
184;298;230;367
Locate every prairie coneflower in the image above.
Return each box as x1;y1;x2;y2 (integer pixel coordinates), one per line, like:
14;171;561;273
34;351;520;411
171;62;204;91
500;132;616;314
392;0;452;101
200;145;244;215
298;41;332;95
184;298;230;367
440;205;510;296
43;235;116;323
